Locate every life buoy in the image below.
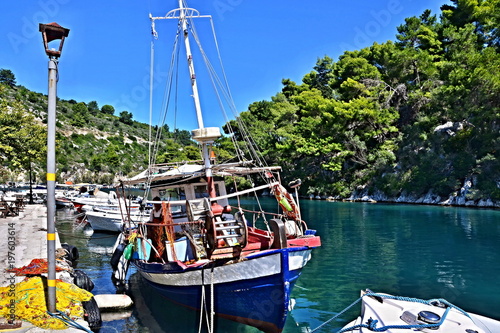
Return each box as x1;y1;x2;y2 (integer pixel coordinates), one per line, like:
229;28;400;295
273;184;300;220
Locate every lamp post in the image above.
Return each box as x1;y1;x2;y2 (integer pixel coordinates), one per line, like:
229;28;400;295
39;22;70;313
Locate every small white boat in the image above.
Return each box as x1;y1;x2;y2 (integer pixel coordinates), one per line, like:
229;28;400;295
339;290;500;333
73;192;139;213
86;210;148;233
55;196;74;209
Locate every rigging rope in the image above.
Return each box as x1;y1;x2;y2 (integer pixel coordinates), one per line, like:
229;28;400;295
210;267;215;333
146;2;281;197
144;17;183;194
185;14;276;186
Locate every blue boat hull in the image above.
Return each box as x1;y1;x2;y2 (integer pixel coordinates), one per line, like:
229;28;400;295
132;247;312;332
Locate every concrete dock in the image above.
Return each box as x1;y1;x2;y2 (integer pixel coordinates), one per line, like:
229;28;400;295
0;204;91;332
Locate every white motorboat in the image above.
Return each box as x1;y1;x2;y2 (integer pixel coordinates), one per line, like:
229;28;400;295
86;210;148;233
338;290;500;333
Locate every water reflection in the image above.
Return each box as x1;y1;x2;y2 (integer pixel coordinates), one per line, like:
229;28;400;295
56;201;500;333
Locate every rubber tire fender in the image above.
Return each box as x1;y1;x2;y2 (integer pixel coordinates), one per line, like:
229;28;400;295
61;243;80;262
82;296;102;331
73;269;94;292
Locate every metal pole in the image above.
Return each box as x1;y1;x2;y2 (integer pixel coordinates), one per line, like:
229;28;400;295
179;0;204;129
46;58;58;312
29;156;33;204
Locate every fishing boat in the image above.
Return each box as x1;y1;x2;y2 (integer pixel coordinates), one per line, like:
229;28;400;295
111;1;321;332
337;290;500;333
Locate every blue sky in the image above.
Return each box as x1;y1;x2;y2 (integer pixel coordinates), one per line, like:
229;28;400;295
1;0;450;130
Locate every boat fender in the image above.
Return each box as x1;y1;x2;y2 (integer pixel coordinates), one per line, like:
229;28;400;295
94;294;133;311
61;243;80;264
73;269;95;292
110;243;126;270
123;243;134;260
82;296;102;330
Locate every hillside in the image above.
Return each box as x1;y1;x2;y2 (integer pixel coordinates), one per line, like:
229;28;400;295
1;1;499;207
0;80;197;185
225;2;500;205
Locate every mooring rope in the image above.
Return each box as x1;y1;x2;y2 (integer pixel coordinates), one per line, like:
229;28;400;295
210;267;215;333
310;292;471;333
198;273;206;333
47;310;93;333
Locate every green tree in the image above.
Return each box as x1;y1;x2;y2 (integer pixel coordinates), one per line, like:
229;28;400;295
71;102;89;127
0;69;16;87
0;97;46;173
119;111;133;125
302;56;335;98
173;129;194;146
101;104;115;115
87;101;99;115
475;0;500;48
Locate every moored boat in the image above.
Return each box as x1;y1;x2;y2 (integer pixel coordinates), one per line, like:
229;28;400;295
110;1;321;332
71;191;138;213
55;196;74;209
86;210;148;233
337;290;500;333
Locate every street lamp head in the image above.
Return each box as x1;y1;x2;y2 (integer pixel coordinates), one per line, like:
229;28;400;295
39;22;70;58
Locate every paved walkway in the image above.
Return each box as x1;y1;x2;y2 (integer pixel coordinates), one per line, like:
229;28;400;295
0;204;90;332
0;204;55;287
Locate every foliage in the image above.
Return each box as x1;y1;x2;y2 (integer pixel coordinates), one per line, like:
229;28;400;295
101;104;115;115
0;87;46;183
0;69;16;87
87;100;99;115
0;79;202;184
229;0;500;200
0;0;498;202
119;111;134;125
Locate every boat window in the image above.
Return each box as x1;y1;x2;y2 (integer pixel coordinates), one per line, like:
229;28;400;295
159;188;185;201
194;185;209;198
194;184;220;198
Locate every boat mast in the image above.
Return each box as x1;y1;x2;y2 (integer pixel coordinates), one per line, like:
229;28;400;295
179;0;204;129
179;0;220;198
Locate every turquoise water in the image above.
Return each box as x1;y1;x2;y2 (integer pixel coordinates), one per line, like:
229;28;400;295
56;199;500;332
